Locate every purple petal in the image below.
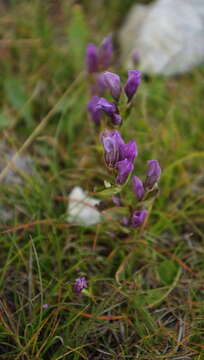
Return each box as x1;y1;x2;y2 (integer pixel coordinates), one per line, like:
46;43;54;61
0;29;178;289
123;140;138;163
116;159;134;185
121;216;131;227
112;113;123;125
73;277;88;294
100;129;124;167
132;176;145;201
112;195;121;207
87;96;102;124
124;70;141;102
98;34;113;69
93;73;107;96
96;97;117;116
131;209;147;227
145;160;161;189
86;44;99;73
103;71;121;101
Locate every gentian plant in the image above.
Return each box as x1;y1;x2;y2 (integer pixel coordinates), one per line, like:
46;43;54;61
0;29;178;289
86;36;161;230
74;36;161;294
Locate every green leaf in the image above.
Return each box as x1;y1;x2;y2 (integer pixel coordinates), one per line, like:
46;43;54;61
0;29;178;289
135;266;181;308
135;287;168;307
96;186;122;197
157;259;179;285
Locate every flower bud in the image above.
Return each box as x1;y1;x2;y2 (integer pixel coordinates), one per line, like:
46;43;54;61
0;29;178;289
112;113;122;125
131;209;147;227
73;277;88;294
123;140;138;163
86;44;99;73
87;96;102;124
98;34;113;69
101;130;124;167
96;97;117;117
103;71;121;101
124;70;141;102
116;159;134;185
132;176;145;201
93;73;107;96
145;160;161;189
112;195;121;207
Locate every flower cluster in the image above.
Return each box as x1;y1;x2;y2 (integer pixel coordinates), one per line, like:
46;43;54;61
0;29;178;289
87;70;141;125
100;130;137;185
100;130;161;227
86;36;161;229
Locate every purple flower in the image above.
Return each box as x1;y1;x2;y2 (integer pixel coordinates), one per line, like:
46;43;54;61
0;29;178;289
132;176;145;201
116;159;134;185
121;216;131;226
73;277;88;294
42;303;49;309
131;209;147;227
101;130;124;167
100;130;137;172
86;44;99;73
145;160;161;189
98;34;113;69
123;140;138;163
112;113;122;125
103;71;121;101
93;73;107;96
96;97;122;125
124;70;141;102
96;97;117;117
87;96;102;124
112;195;121;207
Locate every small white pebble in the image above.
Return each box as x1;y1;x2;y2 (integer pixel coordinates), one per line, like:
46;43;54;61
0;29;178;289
67;186;101;226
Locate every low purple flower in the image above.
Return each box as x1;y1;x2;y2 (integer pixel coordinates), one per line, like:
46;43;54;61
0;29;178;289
145;160;161;189
132;176;145;201
42;303;49;309
98;34;113;69
96;97;117;117
116;159;134;185
124;70;141;103
112;195;121;207
101;129;124;167
121;216;131;226
112;113;122;125
131;209;147;227
86;44;99;73
73;277;88;294
103;71;121;101
87;96;102;124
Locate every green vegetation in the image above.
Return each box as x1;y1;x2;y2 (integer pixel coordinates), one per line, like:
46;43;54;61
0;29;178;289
0;1;204;358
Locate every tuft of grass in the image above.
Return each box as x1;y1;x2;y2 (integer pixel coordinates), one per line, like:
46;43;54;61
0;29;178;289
0;1;204;359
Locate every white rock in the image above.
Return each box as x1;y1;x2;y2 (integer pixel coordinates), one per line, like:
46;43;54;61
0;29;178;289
0;141;32;184
67;186;101;226
119;0;204;75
